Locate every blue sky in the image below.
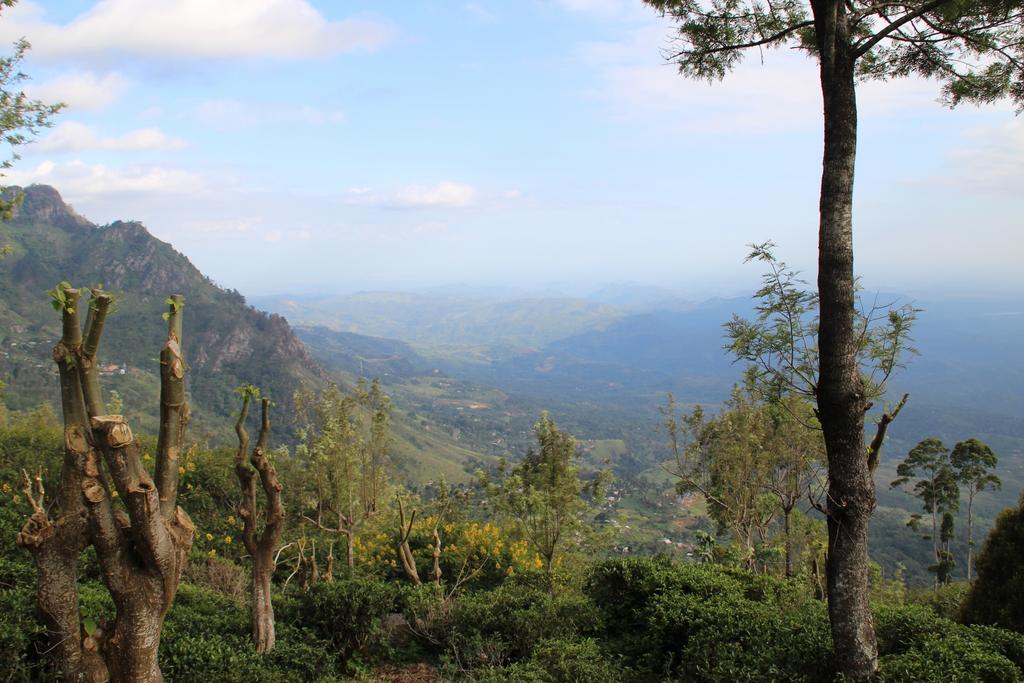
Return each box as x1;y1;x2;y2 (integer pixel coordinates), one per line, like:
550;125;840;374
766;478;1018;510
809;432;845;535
2;0;1022;297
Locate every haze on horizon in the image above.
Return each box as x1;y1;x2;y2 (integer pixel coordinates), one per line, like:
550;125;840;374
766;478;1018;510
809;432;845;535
2;0;1022;299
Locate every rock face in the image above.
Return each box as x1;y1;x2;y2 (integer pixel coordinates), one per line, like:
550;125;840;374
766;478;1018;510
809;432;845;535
0;184;324;438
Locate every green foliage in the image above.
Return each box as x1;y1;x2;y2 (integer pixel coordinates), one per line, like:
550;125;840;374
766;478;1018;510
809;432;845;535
724;243;917;403
962;493;1024;631
875;604;1023;681
438;582;603;669
0;33;63;217
906;582;970;620
288;577;407;661
586;556;830;680
892;437;961;584
482;412;608;581
0;557;49;680
46;280;75;314
160;583;341;682
952;438;1002;495
528;637;624;683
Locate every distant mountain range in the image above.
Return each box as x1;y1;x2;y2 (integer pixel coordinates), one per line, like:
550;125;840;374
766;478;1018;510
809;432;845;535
262;279;1024;466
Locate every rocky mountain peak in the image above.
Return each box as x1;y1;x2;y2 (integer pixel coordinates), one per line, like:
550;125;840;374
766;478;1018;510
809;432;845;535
7;184;92;231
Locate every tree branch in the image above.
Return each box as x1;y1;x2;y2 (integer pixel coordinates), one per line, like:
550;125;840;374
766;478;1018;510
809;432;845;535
854;0;953;57
155;295;187;519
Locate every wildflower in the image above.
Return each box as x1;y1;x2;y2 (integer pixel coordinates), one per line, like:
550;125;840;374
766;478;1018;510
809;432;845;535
187;461;196;472
177;466;185;475
224;536;232;545
1;482;11;494
227;515;236;526
208;549;216;557
142;453;151;461
13;494;21;504
205;533;214;542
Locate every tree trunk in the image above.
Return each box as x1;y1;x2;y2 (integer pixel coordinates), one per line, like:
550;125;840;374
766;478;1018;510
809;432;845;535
103;583;167;683
783;506;793;578
235;395;284;653
23;290;196;683
813;1;878;677
967;492;975;581
252;556;276;653
346;530;355;569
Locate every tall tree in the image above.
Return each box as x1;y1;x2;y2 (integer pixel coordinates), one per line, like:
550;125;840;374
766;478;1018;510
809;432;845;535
951;438;1001;581
297;380;392;570
664;388;825;575
233;386;285;653
484;413;606;587
18;288;193;682
891;438;960;587
647;0;1023;675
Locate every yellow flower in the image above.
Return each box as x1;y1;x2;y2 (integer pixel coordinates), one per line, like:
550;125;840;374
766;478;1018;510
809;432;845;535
187;461;196;472
208;549;216;557
111;490;119;498
177;466;185;475
1;482;11;494
205;533;214;542
13;494;21;504
227;515;236;525
224;536;232;545
142;453;151;461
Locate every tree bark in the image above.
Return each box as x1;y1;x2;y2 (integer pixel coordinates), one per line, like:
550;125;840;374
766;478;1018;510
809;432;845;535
812;0;879;677
967;490;975;581
19;289;194;683
252;556;276;653
235;395;285;653
783;505;793;578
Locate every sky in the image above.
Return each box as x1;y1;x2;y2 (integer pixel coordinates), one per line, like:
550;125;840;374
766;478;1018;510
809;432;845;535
1;0;1022;298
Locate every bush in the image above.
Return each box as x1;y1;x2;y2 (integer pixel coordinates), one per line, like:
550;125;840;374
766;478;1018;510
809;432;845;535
440;583;603;670
876;604;1023;682
161;581;342;681
185;554;249;600
529;637;624;682
0;563;48;682
961;495;1024;632
905;581;970;620
289;577;408;660
586;556;830;681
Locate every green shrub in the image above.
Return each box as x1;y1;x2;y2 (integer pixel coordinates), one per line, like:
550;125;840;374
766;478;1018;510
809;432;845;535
586;556;829;680
876;604;1023;681
441;583;602;670
961;495;1024;632
905;581;970;620
0;574;48;681
290;577;408;660
529;637;624;682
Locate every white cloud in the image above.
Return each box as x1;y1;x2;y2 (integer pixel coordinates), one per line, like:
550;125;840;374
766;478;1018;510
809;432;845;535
580;25;943;135
394;182;477;208
0;0;394;62
344;182;478;209
946;119;1024;192
35;121;188;152
194;100;345;129
4;159;204;196
24;71;128;111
